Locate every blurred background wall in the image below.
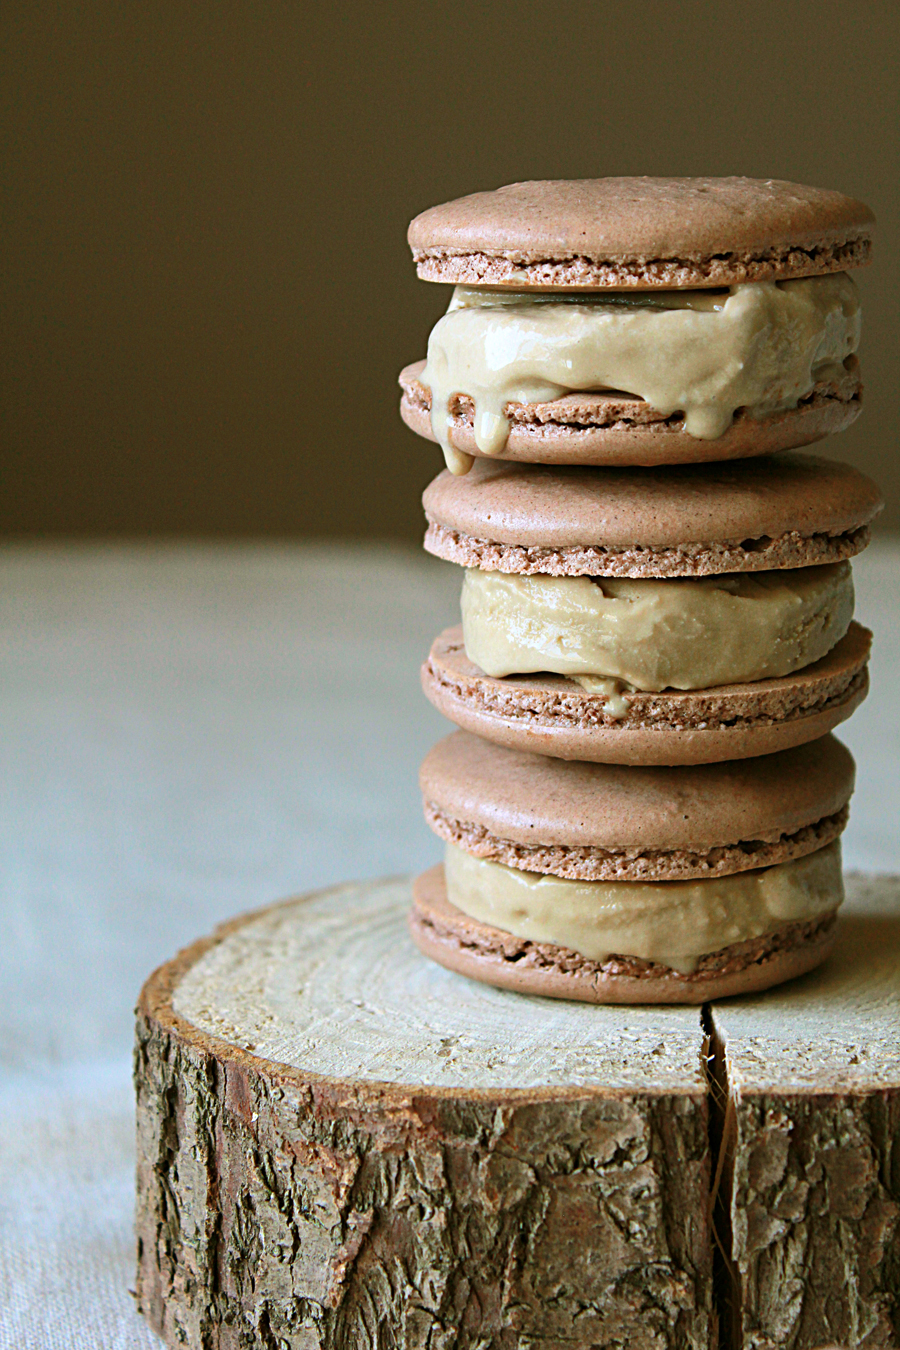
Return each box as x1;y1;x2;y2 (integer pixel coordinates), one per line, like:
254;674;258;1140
3;0;898;539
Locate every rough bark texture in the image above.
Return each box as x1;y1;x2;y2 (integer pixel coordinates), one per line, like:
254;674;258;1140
134;1017;713;1349
728;1091;900;1350
134;896;714;1349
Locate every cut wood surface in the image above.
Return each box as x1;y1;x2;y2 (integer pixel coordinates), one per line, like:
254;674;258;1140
171;875;707;1092
711;873;900;1350
134;873;900;1350
135;877;713;1350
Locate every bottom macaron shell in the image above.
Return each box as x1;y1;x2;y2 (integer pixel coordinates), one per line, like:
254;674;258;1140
400;360;861;468
422;622;870;766
410;865;838;1005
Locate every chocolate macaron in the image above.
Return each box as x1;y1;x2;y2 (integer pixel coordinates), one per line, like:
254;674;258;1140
401;177;872;473
411;731;854;1004
421;453;881;765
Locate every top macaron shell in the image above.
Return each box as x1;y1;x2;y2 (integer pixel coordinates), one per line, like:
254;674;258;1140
422;454;884;578
409;177;874;288
421;730;854;857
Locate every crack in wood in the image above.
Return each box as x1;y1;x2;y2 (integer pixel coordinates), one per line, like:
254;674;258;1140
701;1003;741;1350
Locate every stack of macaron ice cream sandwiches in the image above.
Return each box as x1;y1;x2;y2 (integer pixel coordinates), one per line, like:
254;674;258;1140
400;177;883;1003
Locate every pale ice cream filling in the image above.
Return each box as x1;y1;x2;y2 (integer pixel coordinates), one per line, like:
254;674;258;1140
420;274;861;473
444;839;843;974
460;562;853;713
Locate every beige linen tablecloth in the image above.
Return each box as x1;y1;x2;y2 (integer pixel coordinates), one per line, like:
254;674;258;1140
1;541;898;1347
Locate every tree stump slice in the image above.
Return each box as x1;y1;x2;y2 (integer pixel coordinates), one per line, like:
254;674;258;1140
134;873;900;1349
711;874;900;1350
134;876;713;1350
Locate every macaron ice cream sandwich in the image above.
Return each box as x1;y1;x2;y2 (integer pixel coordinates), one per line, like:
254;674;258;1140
400;176;880;1002
400;177;871;475
421;453;880;764
412;731;854;1003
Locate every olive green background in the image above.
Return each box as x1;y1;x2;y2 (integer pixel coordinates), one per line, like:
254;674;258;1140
3;0;898;538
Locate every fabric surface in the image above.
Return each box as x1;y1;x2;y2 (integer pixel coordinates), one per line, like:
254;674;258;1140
0;541;898;1348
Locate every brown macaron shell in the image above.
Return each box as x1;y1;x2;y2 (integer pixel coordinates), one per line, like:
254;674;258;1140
408;177;874;289
400;358;861;468
423;454;882;578
410;865;838;1005
420;730;854;883
422;622;870;767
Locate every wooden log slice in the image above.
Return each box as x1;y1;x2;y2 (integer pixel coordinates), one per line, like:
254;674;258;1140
134;874;900;1349
134;877;714;1350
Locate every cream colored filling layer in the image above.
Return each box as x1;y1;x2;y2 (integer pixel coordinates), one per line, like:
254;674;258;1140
444;840;843;974
421;275;860;473
460;563;853;709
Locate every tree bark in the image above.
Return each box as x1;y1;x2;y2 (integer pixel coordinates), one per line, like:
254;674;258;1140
711;875;900;1350
134;878;714;1349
